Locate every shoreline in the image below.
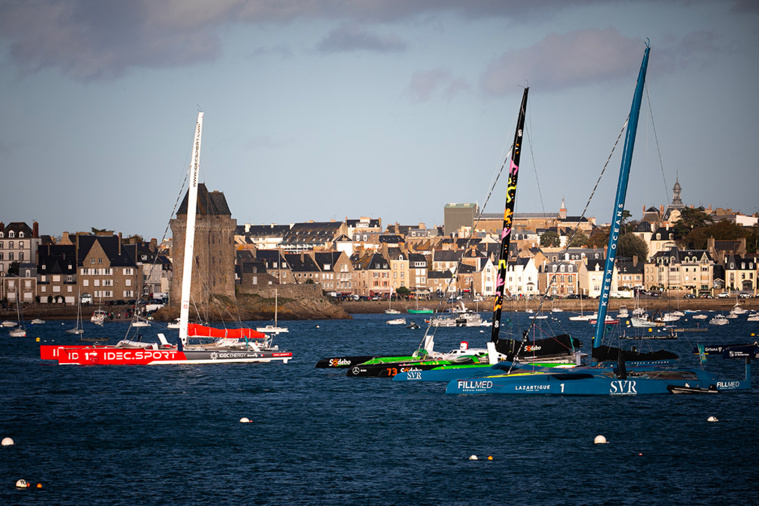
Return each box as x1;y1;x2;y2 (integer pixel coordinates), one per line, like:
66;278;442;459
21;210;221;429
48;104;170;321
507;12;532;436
2;296;756;321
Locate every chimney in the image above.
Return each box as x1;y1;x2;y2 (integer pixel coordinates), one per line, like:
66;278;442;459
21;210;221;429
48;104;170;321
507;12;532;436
33;221;39;238
659;204;664;216
118;232;122;255
633;255;638;266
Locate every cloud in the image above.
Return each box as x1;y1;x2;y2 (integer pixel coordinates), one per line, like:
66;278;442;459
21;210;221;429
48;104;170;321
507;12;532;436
479;28;645;96
406;68;470;103
316;23;406;53
0;0;222;81
0;1;737;81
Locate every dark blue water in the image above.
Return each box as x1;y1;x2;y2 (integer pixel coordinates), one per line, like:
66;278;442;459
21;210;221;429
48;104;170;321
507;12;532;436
2;312;758;504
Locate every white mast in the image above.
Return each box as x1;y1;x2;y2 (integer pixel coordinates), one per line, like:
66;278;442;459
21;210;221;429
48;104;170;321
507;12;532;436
179;112;203;345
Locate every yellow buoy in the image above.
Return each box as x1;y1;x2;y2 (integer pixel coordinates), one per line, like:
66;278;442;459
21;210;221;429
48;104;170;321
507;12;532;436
487;456;493;461
36;337;40;342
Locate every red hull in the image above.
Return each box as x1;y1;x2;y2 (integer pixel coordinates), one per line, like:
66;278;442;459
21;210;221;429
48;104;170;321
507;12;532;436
40;345;292;365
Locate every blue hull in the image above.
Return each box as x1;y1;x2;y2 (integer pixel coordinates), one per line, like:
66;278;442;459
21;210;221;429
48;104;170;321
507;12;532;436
445;367;750;395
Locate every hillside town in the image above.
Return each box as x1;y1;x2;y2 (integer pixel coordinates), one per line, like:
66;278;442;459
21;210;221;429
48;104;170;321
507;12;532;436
1;179;758;311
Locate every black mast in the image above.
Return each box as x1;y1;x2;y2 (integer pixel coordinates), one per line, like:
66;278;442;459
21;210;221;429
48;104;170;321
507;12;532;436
490;87;529;344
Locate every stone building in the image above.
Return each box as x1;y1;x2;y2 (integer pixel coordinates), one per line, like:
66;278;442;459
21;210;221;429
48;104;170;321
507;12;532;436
170;184;237;306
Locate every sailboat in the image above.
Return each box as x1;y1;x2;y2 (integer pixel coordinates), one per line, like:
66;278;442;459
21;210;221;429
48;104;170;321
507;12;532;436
256;288;289;334
385;286;401;314
8;291;26;337
446;43;752;395
66;292;85;335
393;88;581;383
41;112;292;365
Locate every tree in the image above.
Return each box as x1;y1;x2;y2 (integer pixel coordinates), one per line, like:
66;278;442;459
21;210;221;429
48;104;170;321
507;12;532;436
540;231;560;247
588;227;609;248
396;286;411;298
567;230;589;247
618;234;648;260
7;261;19;276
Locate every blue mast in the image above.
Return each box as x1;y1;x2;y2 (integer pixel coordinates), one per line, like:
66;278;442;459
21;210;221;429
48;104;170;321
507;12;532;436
592;44;650;354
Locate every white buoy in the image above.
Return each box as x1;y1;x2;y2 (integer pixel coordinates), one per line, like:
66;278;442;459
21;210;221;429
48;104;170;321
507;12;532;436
1;437;14;446
594;435;608;444
707;416;718;423
469;455;478;460
15;479;29;489
239;417;251;423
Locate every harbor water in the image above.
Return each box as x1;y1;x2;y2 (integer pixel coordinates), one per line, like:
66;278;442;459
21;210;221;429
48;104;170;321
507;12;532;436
2;312;758;504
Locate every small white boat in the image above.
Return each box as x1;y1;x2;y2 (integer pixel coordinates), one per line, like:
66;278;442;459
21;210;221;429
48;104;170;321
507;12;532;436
387;318;407;325
31;319;45;325
569;313;596;322
167;318;181;329
747;313;759;322
91;310;107;325
9;327;26;337
1;321;18;328
631;316;664;328
551;308;564;313
710;314;729;326
692;314;708;320
256;324;289;334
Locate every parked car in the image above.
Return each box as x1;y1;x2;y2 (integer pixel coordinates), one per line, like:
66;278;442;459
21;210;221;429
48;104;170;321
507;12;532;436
717;292;730;298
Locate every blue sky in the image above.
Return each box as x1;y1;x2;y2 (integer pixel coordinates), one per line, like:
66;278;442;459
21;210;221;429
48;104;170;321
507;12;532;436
1;1;757;241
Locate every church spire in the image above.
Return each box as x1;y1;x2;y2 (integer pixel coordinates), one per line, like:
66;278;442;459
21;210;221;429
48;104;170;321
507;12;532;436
559;196;567;219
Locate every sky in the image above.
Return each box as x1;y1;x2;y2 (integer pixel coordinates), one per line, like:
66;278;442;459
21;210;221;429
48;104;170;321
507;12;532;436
1;0;758;242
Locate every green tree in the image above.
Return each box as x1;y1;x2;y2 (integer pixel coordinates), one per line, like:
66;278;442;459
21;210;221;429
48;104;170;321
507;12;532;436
618;234;648;260
396;286;411;298
540;231;560;247
567;230;589;247
7;261;19;276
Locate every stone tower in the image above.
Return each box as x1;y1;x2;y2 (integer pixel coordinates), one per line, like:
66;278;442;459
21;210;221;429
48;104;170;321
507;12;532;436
670;177;684;210
170;183;237;307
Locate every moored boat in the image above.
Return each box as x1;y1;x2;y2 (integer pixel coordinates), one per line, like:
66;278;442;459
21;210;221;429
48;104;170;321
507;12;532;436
40;112;291;366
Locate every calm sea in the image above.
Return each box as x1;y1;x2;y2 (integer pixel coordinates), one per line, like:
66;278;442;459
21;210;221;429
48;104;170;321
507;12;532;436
2;312;758;505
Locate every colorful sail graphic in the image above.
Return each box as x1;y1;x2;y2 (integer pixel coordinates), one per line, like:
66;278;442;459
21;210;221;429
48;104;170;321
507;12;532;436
490;88;529;344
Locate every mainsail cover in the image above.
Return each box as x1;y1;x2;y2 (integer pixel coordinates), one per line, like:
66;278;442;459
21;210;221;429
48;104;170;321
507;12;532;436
187;324;266;340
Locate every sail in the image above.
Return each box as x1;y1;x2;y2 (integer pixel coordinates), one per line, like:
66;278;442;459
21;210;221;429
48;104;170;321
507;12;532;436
179;112;203;345
592;46;649;353
490;87;529;343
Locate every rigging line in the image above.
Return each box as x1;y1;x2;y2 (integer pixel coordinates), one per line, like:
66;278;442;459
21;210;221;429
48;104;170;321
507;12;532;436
417;143;515;351
517;116;630;356
525;112;548;218
645;84;670;205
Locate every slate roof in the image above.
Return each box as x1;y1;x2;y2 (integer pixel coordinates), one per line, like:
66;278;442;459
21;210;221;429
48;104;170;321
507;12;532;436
284;253;320;272
177;184;231;216
77;235;137;267
37;244;77;275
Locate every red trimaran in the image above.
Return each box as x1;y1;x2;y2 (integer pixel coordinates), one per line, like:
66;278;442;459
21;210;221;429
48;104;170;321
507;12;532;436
41;113;292;365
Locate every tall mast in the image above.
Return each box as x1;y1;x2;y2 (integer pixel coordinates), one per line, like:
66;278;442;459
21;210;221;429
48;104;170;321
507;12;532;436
179;112;203;344
592;44;650;353
491;87;529;343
